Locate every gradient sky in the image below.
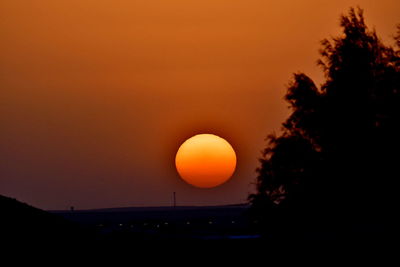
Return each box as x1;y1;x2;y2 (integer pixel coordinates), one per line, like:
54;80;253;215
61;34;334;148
1;0;399;210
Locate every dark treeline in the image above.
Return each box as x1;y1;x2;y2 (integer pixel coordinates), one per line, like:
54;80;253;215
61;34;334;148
249;8;400;242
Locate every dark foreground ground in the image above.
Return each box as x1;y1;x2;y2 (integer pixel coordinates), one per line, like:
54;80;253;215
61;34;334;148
51;204;258;241
1;195;395;261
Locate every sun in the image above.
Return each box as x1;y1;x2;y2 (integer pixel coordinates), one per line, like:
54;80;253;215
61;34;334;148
175;134;237;188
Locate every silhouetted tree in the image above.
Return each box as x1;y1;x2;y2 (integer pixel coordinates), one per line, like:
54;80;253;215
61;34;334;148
249;8;400;236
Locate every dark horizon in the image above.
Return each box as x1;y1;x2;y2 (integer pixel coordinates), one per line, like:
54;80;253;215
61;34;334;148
47;202;249;212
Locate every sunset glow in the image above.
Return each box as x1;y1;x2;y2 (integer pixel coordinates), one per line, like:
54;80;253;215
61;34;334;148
175;134;237;188
1;0;399;209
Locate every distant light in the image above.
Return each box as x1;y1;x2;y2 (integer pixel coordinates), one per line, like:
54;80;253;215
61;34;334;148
208;221;213;224
119;224;123;227
186;222;190;225
164;222;168;225
231;221;235;224
156;225;160;228
228;235;261;240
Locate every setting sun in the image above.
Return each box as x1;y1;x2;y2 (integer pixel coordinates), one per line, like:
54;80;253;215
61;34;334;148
175;134;237;188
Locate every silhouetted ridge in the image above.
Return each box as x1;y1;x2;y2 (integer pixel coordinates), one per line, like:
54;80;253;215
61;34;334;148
51;203;249;213
0;195;91;247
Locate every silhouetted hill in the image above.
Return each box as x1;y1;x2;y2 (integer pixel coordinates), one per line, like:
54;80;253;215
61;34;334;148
52;203;248;213
0;195;92;248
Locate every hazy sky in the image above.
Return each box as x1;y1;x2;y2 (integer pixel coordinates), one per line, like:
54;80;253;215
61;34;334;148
1;0;399;210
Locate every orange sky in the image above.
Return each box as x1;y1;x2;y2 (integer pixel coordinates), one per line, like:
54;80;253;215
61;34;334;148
1;0;399;209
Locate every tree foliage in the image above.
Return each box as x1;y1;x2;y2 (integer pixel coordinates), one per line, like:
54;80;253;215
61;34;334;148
249;8;400;228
